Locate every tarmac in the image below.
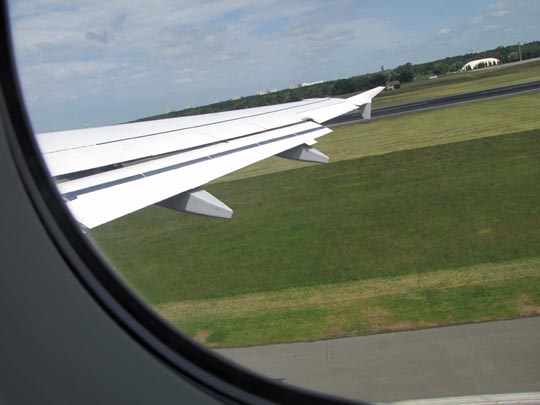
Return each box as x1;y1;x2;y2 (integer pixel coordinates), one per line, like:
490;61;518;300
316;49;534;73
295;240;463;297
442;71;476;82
327;80;540;127
217;317;540;403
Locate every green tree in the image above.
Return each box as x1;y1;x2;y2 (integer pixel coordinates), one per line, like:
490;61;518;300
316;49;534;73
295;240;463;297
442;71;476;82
399;70;414;82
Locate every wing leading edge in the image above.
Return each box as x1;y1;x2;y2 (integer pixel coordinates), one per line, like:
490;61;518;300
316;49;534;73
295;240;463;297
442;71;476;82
41;86;384;228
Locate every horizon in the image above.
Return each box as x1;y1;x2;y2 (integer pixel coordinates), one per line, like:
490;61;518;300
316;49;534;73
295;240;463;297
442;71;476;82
8;0;540;132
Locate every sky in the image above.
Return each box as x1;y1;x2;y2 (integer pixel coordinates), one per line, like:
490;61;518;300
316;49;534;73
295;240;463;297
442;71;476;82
8;0;540;132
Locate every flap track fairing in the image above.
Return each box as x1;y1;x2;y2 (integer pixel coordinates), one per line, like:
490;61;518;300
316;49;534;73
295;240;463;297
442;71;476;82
157;188;233;219
276;144;329;164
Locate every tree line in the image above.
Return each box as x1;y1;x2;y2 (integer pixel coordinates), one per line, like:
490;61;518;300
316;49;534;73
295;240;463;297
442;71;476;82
392;40;540;81
134;41;540;122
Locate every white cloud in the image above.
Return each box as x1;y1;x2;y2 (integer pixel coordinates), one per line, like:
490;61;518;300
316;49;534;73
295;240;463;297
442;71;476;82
6;0;540;132
487;0;540;18
471;15;484;24
491;8;511;17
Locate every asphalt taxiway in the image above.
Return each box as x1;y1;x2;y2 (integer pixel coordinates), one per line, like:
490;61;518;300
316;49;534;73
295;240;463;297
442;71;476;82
327;81;540;127
217;317;540;404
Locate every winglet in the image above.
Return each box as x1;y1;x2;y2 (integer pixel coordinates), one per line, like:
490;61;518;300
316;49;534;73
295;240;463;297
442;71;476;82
347;86;385;107
360;102;372;120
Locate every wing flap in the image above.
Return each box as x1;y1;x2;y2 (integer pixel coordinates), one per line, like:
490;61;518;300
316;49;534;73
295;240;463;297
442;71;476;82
40;89;382;177
43;86;385;227
40;101;332;177
61;121;330;228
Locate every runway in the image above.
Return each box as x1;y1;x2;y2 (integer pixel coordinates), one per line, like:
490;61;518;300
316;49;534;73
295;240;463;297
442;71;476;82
217;317;540;404
327;80;540;127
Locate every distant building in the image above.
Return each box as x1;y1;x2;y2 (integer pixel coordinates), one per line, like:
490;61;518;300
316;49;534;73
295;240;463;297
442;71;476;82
385;81;400;91
461;57;500;71
301;80;324;87
256;88;278;96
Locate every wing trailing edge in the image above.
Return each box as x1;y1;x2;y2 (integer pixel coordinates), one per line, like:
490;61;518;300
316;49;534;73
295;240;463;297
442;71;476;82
42;86;384;228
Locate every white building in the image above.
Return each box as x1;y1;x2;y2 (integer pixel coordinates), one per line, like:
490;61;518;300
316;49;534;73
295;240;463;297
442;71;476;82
301;80;324;87
256;88;278;96
461;57;500;71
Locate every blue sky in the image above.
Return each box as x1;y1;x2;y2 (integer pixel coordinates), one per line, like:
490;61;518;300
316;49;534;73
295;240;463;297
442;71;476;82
8;0;540;132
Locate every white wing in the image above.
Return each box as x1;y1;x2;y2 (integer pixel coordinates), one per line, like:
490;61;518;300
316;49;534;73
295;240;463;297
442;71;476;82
38;86;384;229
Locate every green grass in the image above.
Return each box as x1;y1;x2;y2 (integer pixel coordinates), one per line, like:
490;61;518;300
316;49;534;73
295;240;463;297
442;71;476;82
216;92;540;183
372;58;540;109
158;258;540;347
379;278;540;324
183;307;329;346
89;90;540;346
91;129;540;306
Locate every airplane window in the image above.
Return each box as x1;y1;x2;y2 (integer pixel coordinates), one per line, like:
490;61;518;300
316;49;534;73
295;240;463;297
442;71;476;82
7;0;540;403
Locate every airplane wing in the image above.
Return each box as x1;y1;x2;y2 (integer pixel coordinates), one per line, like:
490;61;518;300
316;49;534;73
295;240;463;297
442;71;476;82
36;86;384;229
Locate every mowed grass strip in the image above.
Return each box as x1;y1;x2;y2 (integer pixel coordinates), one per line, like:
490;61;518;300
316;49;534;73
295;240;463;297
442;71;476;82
158;257;540;322
157;257;540;347
371;58;540;109
91;129;540;305
216;92;540;183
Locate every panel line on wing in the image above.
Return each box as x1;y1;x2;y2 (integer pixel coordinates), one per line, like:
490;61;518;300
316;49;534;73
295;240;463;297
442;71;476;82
53;119;323;181
52;98;334;153
62;126;325;201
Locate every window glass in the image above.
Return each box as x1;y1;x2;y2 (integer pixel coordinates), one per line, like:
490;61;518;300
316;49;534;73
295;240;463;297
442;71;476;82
9;0;540;402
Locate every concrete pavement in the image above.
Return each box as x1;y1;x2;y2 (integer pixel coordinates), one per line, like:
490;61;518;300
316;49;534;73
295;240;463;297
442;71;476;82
217;317;540;403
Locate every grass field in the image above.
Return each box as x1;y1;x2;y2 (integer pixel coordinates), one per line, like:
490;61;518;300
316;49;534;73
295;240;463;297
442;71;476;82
159;258;540;347
91;119;540;346
372;58;540;109
93;129;540;302
215;92;540;183
89;80;540;347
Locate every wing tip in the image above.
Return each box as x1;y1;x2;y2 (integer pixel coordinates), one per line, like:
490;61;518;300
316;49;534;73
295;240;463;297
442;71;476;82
347;86;385;106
